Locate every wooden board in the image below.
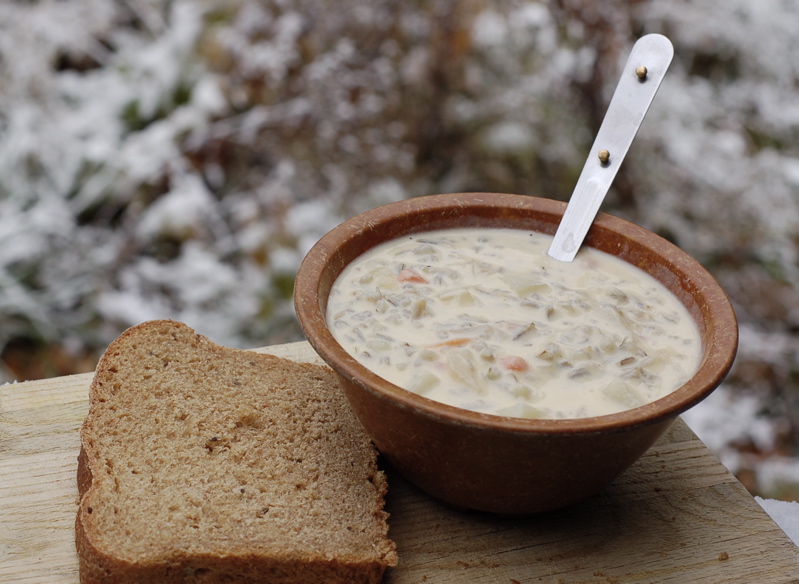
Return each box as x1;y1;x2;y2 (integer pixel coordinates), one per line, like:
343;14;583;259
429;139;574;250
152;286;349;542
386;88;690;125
1;340;797;583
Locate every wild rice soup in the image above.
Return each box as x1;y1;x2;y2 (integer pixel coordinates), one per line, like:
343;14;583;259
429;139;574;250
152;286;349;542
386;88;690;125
326;227;701;419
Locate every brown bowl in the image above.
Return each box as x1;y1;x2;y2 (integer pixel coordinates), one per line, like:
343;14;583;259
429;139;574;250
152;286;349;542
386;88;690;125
293;193;738;514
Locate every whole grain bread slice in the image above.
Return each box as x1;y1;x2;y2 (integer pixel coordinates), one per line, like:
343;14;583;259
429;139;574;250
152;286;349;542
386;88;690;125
76;320;397;584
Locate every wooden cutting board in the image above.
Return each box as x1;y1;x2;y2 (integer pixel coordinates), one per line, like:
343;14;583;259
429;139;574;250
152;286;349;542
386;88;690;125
1;341;797;583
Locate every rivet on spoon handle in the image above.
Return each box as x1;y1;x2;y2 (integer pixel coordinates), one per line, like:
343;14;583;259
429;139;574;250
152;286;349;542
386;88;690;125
547;34;674;262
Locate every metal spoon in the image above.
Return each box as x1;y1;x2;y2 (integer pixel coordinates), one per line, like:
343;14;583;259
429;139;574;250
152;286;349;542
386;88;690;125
547;34;674;262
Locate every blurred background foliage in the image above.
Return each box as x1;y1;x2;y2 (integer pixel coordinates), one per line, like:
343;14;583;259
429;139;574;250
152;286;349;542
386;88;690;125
2;0;799;498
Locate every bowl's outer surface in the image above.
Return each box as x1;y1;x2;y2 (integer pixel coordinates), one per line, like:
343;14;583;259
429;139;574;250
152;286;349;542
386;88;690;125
294;193;738;513
337;370;676;513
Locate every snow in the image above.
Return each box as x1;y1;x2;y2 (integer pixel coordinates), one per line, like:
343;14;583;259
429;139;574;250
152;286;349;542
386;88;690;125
136;170;217;241
682;386;777;475
756;498;799;547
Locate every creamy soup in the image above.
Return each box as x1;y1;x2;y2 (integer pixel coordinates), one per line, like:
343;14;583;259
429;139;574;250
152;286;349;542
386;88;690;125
326;228;701;420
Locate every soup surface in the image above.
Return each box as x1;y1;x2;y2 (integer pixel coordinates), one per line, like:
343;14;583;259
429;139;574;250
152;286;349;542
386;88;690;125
326;228;701;419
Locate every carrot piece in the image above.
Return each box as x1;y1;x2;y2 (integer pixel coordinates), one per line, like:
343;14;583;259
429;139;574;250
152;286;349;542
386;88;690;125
500;355;529;371
428;338;472;349
397;268;427;283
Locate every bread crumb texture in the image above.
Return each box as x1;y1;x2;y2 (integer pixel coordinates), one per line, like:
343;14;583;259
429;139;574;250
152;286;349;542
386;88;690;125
76;320;397;584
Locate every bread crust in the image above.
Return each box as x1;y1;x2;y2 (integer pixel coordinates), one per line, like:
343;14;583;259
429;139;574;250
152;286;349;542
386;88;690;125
76;320;397;584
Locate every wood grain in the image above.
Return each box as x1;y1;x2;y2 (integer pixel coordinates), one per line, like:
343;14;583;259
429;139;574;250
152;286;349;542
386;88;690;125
1;341;797;583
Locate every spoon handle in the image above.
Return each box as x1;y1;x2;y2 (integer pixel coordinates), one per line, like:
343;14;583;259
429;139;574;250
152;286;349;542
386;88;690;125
547;34;674;262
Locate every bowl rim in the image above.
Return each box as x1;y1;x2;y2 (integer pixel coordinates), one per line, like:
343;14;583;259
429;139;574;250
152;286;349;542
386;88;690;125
294;192;739;435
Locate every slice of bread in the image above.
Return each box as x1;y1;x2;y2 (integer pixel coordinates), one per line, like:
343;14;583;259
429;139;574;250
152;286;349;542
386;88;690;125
76;320;397;584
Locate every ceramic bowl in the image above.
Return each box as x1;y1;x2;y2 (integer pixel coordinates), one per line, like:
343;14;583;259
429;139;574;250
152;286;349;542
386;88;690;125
293;193;738;514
